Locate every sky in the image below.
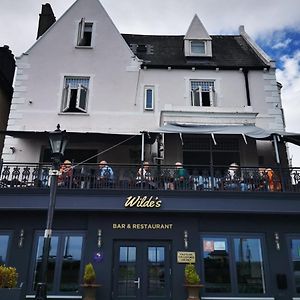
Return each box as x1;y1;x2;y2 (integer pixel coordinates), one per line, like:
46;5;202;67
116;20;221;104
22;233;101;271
1;0;300;166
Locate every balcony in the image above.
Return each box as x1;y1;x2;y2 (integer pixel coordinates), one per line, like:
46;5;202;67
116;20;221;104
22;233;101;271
0;162;299;193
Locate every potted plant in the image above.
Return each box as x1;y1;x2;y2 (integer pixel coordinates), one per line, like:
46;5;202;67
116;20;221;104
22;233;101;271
184;263;204;300
81;263;101;300
0;265;22;300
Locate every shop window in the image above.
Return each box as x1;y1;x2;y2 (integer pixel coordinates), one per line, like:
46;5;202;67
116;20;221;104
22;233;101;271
62;77;89;113
0;233;10;265
30;232;84;294
191;80;215;107
289;238;300;293
201;235;266;295
77;18;93;47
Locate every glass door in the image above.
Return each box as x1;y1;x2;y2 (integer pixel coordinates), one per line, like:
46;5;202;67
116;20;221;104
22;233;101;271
112;241;171;300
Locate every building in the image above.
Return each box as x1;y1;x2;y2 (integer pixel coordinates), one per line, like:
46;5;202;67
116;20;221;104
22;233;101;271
0;45;15;157
1;0;300;300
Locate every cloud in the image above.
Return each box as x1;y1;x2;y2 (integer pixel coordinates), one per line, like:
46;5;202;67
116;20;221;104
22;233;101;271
272;38;292;50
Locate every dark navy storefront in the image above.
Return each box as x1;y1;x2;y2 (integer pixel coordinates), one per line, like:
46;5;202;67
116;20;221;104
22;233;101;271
1;189;300;300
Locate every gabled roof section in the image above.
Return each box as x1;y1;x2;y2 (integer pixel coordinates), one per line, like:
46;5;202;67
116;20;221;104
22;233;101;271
122;34;269;69
184;14;211;40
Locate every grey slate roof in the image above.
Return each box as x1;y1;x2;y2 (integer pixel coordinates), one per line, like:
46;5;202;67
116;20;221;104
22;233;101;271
122;34;269;69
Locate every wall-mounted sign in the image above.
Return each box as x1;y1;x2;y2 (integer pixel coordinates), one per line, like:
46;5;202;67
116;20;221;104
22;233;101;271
177;251;196;263
112;223;173;230
125;196;162;208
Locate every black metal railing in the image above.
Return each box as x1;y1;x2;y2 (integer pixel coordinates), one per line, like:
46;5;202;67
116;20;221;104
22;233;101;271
0;162;299;193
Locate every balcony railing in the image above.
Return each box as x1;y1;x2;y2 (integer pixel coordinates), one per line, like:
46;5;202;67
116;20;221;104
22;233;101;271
0;162;299;193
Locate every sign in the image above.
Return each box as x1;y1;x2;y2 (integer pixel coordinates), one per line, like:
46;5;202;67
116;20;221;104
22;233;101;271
124;196;162;208
112;223;173;230
177;251;196;263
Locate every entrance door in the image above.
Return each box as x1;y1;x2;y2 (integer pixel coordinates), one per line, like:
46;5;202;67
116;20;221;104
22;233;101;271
112;241;171;300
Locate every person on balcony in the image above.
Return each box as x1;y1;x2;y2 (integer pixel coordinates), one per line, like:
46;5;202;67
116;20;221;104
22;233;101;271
97;160;114;187
58;160;73;187
173;162;189;190
136;161;155;189
224;162;248;191
265;168;282;192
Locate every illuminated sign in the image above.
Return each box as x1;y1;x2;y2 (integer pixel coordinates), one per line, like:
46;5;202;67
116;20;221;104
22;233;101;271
124;196;162;208
112;223;173;230
177;251;196;263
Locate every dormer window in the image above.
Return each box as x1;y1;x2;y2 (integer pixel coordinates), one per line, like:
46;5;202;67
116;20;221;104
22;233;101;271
77;18;93;47
191;41;205;55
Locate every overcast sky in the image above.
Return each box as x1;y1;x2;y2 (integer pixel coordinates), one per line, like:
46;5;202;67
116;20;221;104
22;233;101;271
1;0;300;166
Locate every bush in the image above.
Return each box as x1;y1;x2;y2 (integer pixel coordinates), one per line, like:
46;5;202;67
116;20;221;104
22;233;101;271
0;265;18;288
184;263;200;285
83;263;96;285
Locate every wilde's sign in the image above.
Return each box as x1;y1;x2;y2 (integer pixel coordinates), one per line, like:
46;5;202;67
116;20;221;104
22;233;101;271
124;196;162;208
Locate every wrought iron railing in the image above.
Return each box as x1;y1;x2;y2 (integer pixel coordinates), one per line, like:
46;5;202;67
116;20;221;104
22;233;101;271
0;161;299;192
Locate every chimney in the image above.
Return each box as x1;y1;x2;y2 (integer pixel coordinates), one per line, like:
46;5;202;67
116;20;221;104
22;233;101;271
37;3;56;39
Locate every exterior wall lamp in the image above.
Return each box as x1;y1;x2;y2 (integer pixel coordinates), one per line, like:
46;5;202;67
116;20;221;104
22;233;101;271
18;229;25;248
97;229;102;249
274;232;280;251
35;124;68;300
184;230;188;249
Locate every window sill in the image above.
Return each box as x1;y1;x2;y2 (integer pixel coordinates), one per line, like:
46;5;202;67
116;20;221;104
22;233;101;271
58;113;90;116
75;46;93;49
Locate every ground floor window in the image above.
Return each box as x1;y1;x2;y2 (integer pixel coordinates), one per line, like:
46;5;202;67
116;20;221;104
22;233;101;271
201;234;266;295
289;237;300;293
0;232;11;265
30;231;85;294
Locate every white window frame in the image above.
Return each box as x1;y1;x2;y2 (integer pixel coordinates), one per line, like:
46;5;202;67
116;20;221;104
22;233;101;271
77;18;93;47
62;77;89;113
191;81;215;107
190;40;206;55
144;86;154;110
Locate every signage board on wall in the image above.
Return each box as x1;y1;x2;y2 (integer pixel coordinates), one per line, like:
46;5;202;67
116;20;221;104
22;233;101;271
177;251;196;263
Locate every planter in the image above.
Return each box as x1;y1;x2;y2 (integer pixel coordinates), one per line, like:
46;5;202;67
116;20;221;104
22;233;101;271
184;284;204;300
81;284;101;300
0;288;22;300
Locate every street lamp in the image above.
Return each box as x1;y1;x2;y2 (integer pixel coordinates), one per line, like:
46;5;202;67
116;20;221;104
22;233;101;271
35;124;68;300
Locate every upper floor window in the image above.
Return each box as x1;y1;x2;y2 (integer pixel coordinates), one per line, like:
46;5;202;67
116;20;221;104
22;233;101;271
191;41;205;55
144;86;154;110
62;77;89;113
191;80;215;107
77;18;93;47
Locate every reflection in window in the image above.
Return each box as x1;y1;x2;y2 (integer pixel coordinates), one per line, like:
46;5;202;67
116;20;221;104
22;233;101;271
291;239;300;293
0;235;9;265
60;236;83;291
203;238;231;293
118;246;137;297
148;247;166;297
33;236;59;291
233;238;265;294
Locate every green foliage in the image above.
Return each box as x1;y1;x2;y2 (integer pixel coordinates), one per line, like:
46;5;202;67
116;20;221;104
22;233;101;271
0;265;18;288
184;263;200;285
83;263;96;285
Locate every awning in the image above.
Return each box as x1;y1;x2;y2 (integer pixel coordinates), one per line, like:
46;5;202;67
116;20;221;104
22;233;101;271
153;123;300;145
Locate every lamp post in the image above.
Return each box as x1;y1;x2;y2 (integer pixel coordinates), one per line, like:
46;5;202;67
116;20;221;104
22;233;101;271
35;124;68;300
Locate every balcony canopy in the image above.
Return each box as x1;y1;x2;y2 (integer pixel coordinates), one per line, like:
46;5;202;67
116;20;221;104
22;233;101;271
154;123;300;146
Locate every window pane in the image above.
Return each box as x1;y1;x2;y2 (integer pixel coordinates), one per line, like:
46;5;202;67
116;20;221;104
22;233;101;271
191;41;205;54
291;239;300;293
33;236;59;291
0;235;9;265
147;247;166;297
203;238;231;293
60;236;83;291
234;238;266;294
146;89;153;109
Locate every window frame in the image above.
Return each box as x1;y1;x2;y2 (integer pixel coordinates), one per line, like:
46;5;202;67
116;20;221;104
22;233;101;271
287;234;300;295
28;231;86;296
0;231;12;266
76;18;94;48
61;77;89;114
144;86;155;111
200;233;270;297
190;40;206;55
190;80;215;107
